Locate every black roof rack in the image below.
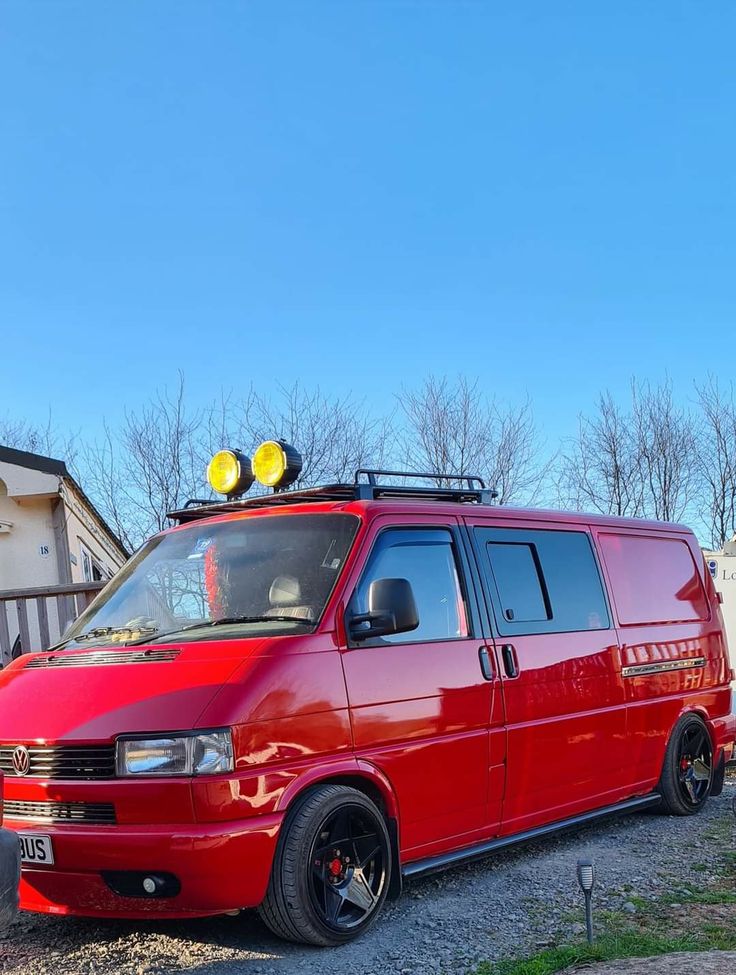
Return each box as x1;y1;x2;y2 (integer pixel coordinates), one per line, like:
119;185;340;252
167;469;498;524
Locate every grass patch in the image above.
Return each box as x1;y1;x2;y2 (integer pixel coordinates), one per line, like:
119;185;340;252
476;927;736;975
626;895;649;910
660;890;736;905
476;797;736;975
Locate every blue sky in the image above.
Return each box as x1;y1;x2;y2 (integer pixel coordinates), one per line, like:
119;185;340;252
2;1;735;450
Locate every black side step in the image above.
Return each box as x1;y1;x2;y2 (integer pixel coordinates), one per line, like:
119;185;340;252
402;793;661;879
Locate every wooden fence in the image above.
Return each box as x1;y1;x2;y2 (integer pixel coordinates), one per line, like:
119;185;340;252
0;582;106;664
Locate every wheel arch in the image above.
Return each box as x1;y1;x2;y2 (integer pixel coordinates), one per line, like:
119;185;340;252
276;759;400;819
275;759;403;899
671;704;716;745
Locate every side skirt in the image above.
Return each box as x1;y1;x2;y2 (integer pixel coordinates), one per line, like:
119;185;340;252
402;793;662;880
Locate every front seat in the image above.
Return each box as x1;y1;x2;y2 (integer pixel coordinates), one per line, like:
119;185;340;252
265;575;315;622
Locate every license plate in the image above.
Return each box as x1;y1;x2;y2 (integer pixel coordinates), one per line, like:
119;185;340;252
18;833;54;866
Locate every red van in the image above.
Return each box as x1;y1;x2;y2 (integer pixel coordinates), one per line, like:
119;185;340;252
0;448;733;946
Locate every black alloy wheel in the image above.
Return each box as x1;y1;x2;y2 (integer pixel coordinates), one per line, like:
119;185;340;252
258;784;392;946
658;714;714;816
676;723;713;807
308;801;388;932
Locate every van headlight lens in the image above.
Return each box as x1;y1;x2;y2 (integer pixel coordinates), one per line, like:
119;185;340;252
116;730;233;777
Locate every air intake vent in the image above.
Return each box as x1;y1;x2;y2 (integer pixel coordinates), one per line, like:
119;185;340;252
25;649;180;669
3;799;116;825
0;744;116;780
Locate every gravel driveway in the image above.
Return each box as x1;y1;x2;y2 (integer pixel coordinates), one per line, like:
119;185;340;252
1;781;734;975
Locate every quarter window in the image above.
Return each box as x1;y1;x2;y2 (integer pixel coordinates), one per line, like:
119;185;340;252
351;528;469;644
475;527;610;635
598;533;709;625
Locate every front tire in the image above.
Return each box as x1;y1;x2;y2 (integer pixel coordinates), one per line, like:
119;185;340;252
258;785;392;946
658;714;713;815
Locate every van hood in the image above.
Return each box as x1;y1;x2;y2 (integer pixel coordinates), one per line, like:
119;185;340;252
0;640;267;743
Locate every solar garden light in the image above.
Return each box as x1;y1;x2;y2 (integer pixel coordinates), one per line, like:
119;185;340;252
576;858;595;945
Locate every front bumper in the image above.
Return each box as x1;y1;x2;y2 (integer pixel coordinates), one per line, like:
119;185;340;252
12;814;282;919
0;828;20;928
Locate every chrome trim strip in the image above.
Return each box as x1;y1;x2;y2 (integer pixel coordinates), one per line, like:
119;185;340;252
622;657;706;678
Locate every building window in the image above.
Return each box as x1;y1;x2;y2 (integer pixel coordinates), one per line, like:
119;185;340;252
80;544;108;582
81;544;93;582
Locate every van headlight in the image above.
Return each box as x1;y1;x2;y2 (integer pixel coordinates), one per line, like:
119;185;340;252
116;730;234;777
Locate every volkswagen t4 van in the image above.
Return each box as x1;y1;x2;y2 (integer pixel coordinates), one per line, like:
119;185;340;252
0;443;733;945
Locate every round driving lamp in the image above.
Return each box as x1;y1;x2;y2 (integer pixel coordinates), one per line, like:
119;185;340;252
207;449;254;498
251;440;302;490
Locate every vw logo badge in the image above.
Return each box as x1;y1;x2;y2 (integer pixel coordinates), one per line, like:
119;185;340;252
11;745;30;776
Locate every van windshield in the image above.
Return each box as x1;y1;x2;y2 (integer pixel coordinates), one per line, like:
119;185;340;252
61;513;359;649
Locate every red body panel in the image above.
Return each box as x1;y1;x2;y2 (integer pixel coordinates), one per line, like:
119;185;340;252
0;499;733;919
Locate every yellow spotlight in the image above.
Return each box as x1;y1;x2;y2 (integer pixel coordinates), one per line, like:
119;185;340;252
252;440;302;489
207;449;254;497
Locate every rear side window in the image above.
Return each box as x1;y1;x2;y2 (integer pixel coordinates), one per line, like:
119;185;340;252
598;533;709;625
474;527;610;636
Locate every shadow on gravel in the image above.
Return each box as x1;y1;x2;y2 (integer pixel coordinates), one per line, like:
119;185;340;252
0;810;665;964
0;911;287;967
4;795;733;975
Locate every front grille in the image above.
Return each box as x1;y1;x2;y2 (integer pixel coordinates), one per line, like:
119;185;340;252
3;799;116;825
25;649;180;669
0;745;116;780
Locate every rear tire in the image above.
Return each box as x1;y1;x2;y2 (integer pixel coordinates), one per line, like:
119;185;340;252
657;714;713;816
258;784;392;946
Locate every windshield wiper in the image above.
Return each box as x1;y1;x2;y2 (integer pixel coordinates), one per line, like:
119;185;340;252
188;615;313;627
48;615;313;653
47;625;157;653
125;615;314;646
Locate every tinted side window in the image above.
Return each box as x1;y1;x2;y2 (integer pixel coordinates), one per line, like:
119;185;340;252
351;529;469;644
598;533;709;625
486;542;550;623
475;527;610;635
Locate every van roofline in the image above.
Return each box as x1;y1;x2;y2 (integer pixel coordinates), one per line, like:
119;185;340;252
166;492;693;537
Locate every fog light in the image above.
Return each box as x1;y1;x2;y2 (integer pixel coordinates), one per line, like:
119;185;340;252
102;870;181;898
207;449;254;498
251;440;302;490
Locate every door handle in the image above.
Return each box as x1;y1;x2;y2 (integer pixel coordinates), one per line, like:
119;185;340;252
478;646;495;681
501;644;519;678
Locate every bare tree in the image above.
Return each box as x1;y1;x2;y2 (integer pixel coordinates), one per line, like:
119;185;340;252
80;375;204;550
694;376;736;549
397;376;549;504
557;392;644;516
631;379;697;523
0;413;77;468
207;382;393;488
558;381;697;524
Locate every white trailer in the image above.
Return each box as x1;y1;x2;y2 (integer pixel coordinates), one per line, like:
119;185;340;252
704;537;736;656
705;539;736;765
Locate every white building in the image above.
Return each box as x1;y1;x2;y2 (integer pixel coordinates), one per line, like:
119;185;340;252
0;445;129;659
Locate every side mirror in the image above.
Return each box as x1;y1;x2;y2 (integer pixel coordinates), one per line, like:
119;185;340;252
348;578;419;642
